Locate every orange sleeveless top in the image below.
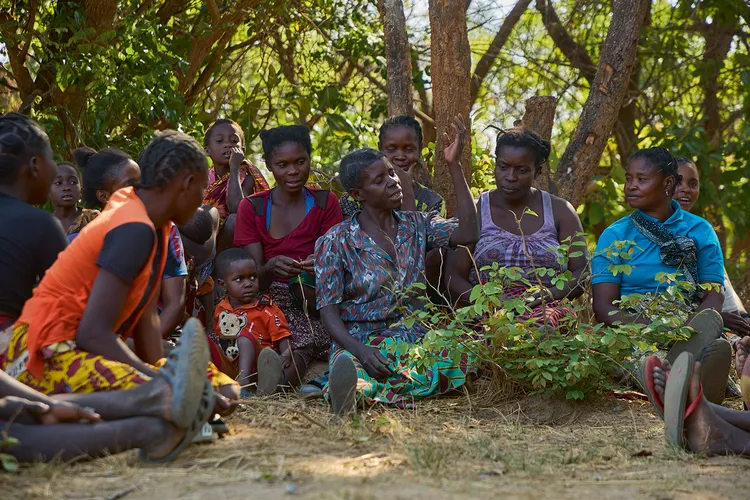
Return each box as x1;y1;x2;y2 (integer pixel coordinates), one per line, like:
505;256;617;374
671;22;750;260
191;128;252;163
18;187;169;378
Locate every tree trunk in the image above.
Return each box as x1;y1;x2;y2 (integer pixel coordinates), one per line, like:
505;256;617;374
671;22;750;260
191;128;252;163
517;96;557;192
428;0;472;216
552;0;650;208
379;0;414;117
697;16;738;254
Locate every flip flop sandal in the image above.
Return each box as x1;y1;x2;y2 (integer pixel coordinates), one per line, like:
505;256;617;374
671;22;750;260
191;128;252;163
666;310;723;364
140;381;217;464
257;348;283;396
638;355;666;419
158;318;211;429
664;352;704;449
192;421;217;444
698;339;732;405
329;355;357;418
298;382;324;400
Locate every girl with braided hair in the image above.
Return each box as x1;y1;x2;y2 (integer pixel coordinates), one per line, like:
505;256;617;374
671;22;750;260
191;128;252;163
592;147;731;404
0;113;66;339
3;130;240;437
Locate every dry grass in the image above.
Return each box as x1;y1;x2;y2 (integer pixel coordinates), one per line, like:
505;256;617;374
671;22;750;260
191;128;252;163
3;376;750;500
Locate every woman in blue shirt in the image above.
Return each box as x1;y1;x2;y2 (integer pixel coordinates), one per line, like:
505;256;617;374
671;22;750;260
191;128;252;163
592;147;730;403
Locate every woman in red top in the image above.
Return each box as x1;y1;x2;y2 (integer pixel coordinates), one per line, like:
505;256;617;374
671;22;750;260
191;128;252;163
234;125;343;376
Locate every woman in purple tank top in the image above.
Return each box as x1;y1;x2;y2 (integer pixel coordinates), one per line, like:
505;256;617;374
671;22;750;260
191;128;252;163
445;127;587;328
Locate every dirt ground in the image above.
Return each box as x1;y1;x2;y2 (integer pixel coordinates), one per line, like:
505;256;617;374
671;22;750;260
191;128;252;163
3;377;750;500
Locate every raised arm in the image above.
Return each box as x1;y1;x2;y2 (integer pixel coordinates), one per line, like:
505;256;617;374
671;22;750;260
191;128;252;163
226;148;247;214
443;114;479;247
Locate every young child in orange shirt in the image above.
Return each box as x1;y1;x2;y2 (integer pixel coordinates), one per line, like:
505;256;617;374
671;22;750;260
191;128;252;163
214;249;302;397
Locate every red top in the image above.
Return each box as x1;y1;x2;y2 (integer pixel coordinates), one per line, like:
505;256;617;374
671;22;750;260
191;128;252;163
234;188;343;278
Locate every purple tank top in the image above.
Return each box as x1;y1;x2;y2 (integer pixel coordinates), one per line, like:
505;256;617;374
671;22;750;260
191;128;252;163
469;190;563;287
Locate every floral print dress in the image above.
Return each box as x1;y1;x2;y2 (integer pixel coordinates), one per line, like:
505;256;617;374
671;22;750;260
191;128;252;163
314;210;473;407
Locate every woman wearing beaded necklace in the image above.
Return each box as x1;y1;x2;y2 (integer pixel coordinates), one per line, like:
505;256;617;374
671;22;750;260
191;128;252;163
592;147;730;403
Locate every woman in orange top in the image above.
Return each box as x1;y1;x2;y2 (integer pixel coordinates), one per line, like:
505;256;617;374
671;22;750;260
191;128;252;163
2;130;239;415
0;115;216;463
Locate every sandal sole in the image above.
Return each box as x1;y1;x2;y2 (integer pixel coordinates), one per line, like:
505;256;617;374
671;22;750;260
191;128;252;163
664;352;694;449
699;339;731;405
329;355;357;417
164;318;211;429
257;348;283;396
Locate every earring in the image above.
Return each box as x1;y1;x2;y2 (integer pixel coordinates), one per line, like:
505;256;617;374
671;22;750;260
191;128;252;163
665;190;669;197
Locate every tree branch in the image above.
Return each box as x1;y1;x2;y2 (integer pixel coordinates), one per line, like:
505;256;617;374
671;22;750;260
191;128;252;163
535;0;597;83
470;0;531;104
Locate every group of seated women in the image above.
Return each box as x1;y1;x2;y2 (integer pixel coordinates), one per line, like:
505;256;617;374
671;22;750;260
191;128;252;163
0;109;748;465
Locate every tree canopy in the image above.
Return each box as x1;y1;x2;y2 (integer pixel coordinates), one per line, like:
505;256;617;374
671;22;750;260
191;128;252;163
0;0;747;260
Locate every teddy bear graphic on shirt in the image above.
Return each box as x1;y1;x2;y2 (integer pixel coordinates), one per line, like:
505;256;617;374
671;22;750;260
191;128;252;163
218;311;248;340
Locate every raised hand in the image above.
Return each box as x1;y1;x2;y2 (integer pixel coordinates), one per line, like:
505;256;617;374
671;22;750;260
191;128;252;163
229;146;245;171
443;114;468;168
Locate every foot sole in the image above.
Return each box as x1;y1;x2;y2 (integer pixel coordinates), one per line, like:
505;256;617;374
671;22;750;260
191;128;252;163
257;348;283;396
664;352;694;449
329;355;357;417
699;339;732;405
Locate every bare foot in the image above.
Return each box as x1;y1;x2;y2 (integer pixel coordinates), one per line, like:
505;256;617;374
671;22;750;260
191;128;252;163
736;337;749;377
652;359;671;400
683;361;727;455
142;419;187;461
140;376;177;423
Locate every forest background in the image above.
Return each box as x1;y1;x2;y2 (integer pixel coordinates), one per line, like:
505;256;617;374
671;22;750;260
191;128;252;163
0;0;747;280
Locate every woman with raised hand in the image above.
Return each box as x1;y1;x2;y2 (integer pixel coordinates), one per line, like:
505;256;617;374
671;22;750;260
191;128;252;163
315;115;478;415
445;127;587;328
592;147;730;404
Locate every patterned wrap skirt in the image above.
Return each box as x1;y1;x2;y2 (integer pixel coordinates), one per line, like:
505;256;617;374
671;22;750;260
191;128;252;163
1;324;238;395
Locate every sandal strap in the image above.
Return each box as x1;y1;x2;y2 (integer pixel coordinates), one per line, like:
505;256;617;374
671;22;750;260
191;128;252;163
683;383;703;420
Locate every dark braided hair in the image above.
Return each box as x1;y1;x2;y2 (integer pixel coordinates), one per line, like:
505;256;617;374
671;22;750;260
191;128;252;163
137;130;208;189
203;119;245;148
74;146;133;209
493;126;551;174
339;148;386;192
378;115;423;151
630;147;680;195
260;125;312;162
215;248;255;281
0;113;51;185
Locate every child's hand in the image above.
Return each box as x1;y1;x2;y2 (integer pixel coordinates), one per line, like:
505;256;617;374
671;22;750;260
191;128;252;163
41;400;101;425
229;146;245;171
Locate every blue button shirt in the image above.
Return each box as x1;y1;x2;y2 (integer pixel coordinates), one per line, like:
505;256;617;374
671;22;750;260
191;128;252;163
592;201;724;296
